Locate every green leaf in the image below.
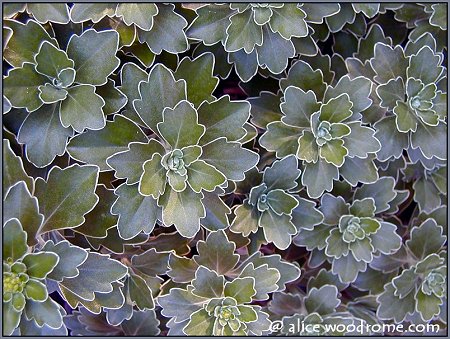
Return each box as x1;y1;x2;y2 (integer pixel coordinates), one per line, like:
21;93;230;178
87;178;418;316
186;4;233;45
66;28;120;86
118;62;148;124
192;266;225;298
42;240;88;282
376;77;405;110
194;230;239;275
3;301;21;335
3;182;43;246
352;3;380;18
197;96;249;144
280;59;327;99
349;237;374;263
183;309;215;336
95;79;127;115
319;139;348;167
392;268;417;298
343;122;381;158
133;63;187;132
393;101;417;133
3;218;28;262
263;155;300;191
429;3;447;30
34;41;74;79
24;279;48;302
137;4;188;54
354;177;397;213
239;263;280;300
260;209;297;250
4;63;47;112
410;119;447;160
240;252;300;290
61;280;125;314
370;43;408;83
297;130;319;163
112;183;160;240
24;298;63;329
224;277;256;304
3;19;56;67
291;197;324;230
255;26;295;74
18;103;73;167
259;121;302;158
34;164;99;233
158;286;207;323
324;75;373;114
174;53;219;107
27;4;70;24
58;252;127;301
266;189;298;215
22;252;59;279
245;308;271;335
201;192;231;231
139;153;167;198
72;184;117;238
187;160;226;193
302;160;339;199
349;198;376;218
230;202;260;237
38;84;67;104
370;221;402;256
413;177;441;213
416;289;442;322
60;84;106;132
373;116;409;161
157;100;205;149
124;278;153;313
407;46;444;85
269;4;308;39
305;285;340;315
320;93;353;123
406;219;446;261
339;156;379;186
115;3;158;31
67;115;146;171
325;228;349;258
377;283;415;323
331;254;367;283
167;254;198;283
131;248;170;277
201;137;259;181
159;186;205;238
69;3;116;23
225;10;262;53
281;86;320;128
2;140;34;196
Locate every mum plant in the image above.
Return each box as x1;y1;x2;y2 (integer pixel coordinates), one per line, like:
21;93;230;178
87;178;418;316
2;2;448;337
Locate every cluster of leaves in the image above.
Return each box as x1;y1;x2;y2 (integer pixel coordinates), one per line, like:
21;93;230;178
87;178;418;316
2;2;447;337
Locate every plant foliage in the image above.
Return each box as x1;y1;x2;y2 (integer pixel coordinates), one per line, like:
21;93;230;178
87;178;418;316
2;2;448;336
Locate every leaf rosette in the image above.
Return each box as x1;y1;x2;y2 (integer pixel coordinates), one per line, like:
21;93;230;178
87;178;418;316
295;194;402;283
69;3;188;56
231;155;323;250
160;230;301;335
3;20;122;167
2;218;63;335
259;66;381;198
106;56;258;238
369;42;447;163
377;218;447;323
187;3;309;80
